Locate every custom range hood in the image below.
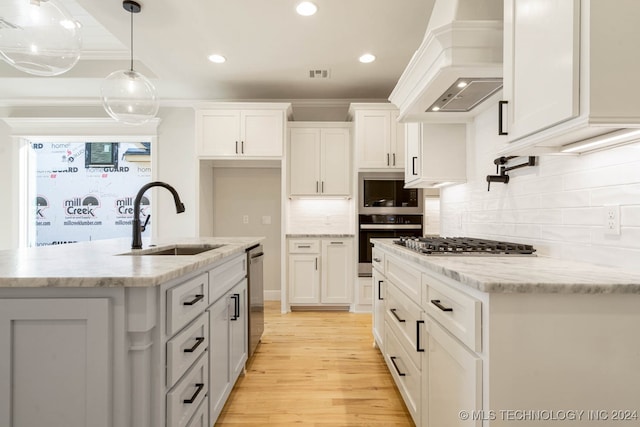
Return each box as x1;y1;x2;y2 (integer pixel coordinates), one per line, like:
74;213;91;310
390;0;503;122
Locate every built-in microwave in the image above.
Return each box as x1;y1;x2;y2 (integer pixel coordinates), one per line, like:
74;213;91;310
358;172;423;215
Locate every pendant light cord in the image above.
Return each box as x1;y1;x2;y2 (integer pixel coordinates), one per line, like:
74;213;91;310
129;7;134;72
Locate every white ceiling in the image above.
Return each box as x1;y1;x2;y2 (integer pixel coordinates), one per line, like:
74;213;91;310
0;0;435;106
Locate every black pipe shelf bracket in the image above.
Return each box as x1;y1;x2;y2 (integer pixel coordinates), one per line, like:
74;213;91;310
486;156;536;191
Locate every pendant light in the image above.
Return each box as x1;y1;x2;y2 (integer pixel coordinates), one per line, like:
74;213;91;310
100;0;159;125
0;0;82;76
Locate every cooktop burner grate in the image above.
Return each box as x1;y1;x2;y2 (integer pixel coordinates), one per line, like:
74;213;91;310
394;236;536;256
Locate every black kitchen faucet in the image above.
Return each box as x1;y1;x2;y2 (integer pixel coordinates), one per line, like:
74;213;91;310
131;181;185;249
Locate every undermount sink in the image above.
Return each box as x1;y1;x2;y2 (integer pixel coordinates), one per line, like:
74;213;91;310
121;244;225;256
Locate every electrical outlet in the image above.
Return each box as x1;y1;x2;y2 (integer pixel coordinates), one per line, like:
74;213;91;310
242;215;249;224
604;205;620;236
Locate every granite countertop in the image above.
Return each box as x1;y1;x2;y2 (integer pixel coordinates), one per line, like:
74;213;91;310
286;234;355;238
0;236;263;288
372;239;640;294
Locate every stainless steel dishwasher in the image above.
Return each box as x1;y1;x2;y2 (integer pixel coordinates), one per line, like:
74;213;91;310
246;244;264;358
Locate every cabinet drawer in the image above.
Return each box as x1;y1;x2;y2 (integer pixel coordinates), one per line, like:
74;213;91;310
424;273;481;352
167;273;209;336
185;398;208;427
385;282;424;370
288;240;319;253
167;312;209;388
209;253;246;303
371;247;385;273
167;352;208;427
385;253;421;303
384;322;421;426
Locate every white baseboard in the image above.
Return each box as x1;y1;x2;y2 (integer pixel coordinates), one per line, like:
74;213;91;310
264;290;281;301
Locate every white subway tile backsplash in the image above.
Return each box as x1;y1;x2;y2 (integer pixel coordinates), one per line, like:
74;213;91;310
441;105;640;272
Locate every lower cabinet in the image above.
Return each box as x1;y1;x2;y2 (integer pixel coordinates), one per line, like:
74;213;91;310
376;249;483;427
208;279;247;423
425;319;481;427
0;298;111;427
287;238;353;307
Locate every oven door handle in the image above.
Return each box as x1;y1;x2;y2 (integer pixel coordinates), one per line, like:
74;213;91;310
359;224;422;230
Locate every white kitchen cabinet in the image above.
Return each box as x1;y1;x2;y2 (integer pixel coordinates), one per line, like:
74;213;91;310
404;122;466;188
207;265;248;424
288;123;351;197
349;104;405;170
426;319;481;427
321;239;353;303
0;298;110;427
501;0;640;154
371;268;385;348
196;103;291;158
287;238;354;307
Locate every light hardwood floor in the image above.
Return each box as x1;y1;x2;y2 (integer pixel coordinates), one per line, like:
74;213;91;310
215;301;414;426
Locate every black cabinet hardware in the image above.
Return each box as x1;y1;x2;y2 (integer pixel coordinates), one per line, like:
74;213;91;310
387;153;390;166
393;153;396;166
390;356;406;376
321;181;324;193
241;141;244;154
183;383;204;404
377;280;384;300
390;308;406;323
235;141;238;154
412;157;418;175
416;320;425;352
315;257;318;270
183;294;204;306
431;299;453;312
183;337;205;353
498;100;508;135
373;257;381;262
230;294;240;320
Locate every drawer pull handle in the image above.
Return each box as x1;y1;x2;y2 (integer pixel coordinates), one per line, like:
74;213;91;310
183;383;204;404
377;280;384;301
390;308;405;323
390;356;406;376
329;241;343;245
183;337;205;353
183;294;204;306
297;245;311;249
416;320;425;352
373;257;381;262
431;299;453;312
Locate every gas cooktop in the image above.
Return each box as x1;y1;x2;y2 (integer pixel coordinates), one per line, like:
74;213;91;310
394;236;536;256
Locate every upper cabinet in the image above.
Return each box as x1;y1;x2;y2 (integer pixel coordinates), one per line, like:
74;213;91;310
404;122;466;188
196;103;292;158
501;0;640;155
288;122;351;198
348;104;405;171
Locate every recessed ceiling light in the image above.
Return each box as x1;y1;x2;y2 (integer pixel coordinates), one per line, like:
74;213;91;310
296;1;317;16
208;54;226;64
432;106;441;111
457;81;468;88
359;53;376;63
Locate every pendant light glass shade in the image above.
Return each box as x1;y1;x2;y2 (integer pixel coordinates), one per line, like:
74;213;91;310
101;68;159;125
101;0;158;125
0;0;82;76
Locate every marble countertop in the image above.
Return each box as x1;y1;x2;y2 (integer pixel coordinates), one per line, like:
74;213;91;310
372;239;640;294
0;236;263;288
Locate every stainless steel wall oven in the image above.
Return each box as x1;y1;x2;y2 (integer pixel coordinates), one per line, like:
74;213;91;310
358;173;424;277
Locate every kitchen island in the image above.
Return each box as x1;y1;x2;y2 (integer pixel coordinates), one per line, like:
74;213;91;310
0;236;263;427
371;238;640;427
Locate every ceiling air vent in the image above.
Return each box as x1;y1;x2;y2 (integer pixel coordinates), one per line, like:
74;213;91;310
309;69;331;79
